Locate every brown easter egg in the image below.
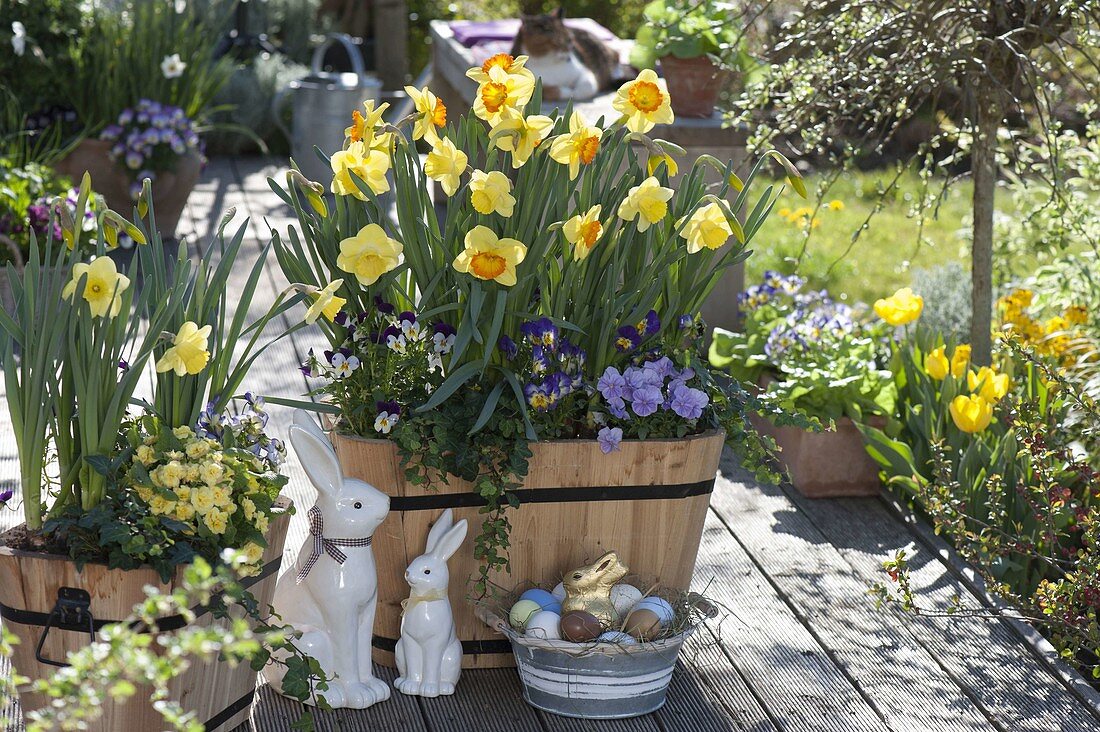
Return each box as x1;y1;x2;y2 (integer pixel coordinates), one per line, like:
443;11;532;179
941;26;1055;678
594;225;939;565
624;608;662;641
560;610;603;642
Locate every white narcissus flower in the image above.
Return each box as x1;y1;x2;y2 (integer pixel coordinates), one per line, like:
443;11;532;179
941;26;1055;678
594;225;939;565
161;53;187;79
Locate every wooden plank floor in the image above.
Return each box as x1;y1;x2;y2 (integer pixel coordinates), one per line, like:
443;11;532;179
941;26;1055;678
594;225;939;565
2;157;1099;732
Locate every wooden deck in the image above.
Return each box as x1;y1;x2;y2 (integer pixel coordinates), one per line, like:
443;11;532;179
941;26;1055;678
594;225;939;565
3;157;1100;732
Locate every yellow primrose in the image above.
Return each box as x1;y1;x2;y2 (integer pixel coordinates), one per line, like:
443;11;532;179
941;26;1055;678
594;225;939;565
949;394;994;434
156;321;212;376
951;344;971;378
967;366;1010;402
203;507;229;535
925;346;950;380
549;111;602;180
62;257;130;319
469;170;515;217
466;53;532;84
612;69;674;134
873;287;924;326
491;114;553;168
337;224;403;286
452;225;527;286
424;137;469;197
305;279;346;324
617;176;674;232
681;202;733;254
403;85;447;146
563;205;603;261
473;64;536;125
330;141;391;199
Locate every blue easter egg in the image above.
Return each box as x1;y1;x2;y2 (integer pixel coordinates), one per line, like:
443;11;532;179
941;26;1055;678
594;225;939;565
633;597;675;625
519;588;558;610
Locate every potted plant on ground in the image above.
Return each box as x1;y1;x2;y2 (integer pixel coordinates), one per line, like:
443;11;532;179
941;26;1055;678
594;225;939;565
269;60;804;668
629;0;747;118
0;181;308;730
709;273;900;497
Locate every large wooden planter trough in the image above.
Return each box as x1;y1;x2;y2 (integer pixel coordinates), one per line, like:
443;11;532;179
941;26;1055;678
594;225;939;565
0;503;291;731
331;431;725;668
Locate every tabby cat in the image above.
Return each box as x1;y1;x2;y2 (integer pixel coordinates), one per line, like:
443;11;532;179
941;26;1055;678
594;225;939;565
511;8;619;101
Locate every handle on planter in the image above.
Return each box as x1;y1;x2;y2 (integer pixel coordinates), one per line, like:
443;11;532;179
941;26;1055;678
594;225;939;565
35;587;95;668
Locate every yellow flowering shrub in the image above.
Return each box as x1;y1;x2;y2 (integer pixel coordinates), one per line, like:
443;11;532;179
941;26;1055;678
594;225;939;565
998;287;1091;364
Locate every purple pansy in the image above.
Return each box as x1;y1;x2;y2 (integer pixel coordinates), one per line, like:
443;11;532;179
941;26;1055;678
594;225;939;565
0;489;13;504
597;427;623;454
635;310;660;337
669;384;709;419
498;335;518;360
615;326;641;352
597;367;627;400
631;386;662;417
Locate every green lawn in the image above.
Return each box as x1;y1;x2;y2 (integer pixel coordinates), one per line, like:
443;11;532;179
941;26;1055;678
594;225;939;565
744;169;984;305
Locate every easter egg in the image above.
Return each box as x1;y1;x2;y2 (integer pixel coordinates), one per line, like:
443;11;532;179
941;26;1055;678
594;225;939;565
519;588;558;610
524;610;562;640
551;582;567;603
560;610;603;642
509;599;542;630
596;630;637;645
623;608;662;641
633;597;675;626
610;583;644;617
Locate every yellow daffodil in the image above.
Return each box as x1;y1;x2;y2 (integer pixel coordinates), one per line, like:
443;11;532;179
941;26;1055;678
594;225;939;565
612;69;674;134
951;344;971;378
424;137;469;197
330;141;391;199
466;53;532;84
345;100;393;153
403;85;447;146
473;64;536;125
469;170;515;217
681;202;733;254
337;224;403;286
563;205;603;260
618;176;674;232
873;287;924;326
949;394;994;434
62;257;130;318
305;280;346;324
452;225;527;286
156;321;212;376
491;114;553;168
967;366;1010;403
925;346;950;380
549;111;602;180
647;153;678;177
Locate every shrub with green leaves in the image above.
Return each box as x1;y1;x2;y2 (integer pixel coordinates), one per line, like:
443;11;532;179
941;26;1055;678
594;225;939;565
630;0;749;71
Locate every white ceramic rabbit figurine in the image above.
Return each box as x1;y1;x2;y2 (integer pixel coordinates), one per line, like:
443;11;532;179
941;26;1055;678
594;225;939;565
394;508;468;697
265;410;391;709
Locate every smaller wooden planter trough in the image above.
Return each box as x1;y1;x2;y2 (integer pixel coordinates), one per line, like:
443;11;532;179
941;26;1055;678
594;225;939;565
752;414;883;498
331;430;725;669
0;501;291;731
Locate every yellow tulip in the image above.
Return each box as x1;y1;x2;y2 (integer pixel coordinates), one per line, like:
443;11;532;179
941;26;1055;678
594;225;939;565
949;394;994;434
465;53;531;84
617;176;674;232
549;111;602;180
330;141;390;199
156;321;212;376
925;346;949;380
681;202;733;254
62;257;130;319
403;85;448;146
967;366;1010;402
491;114;554;168
452;225;527;286
873;287;924;326
424;137;468;197
951;344;971;378
337;224;403;286
469;170;515;217
563;205;603;261
305;280;346;324
613;69;674;134
472;64;535;126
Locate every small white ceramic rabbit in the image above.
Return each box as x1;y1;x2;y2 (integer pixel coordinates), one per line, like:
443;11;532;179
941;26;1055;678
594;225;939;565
394;508;468;697
265;410;391;709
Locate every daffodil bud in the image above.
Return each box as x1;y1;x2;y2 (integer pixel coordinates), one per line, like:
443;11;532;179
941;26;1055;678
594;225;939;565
288;170;328;217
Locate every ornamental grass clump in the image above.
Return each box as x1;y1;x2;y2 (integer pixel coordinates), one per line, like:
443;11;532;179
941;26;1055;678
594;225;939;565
272;60;805;584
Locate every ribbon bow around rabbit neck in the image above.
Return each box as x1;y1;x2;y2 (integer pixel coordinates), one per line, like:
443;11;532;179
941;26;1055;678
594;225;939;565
296;505;374;584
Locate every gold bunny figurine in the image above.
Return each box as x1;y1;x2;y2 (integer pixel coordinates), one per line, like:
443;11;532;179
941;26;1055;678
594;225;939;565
562;551;629;626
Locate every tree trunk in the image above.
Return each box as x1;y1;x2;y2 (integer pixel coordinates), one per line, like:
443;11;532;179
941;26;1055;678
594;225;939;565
970;89;998;366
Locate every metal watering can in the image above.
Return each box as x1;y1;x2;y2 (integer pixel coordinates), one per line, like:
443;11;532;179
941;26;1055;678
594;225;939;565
274;34;383;184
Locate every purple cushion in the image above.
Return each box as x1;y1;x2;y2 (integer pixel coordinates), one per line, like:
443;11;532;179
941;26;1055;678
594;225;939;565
449;18;617;47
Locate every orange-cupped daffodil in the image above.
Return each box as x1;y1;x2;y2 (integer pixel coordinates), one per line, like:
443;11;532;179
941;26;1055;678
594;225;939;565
472;64;536;126
337;224;403;286
403;85;448;146
617;176;674;232
613;69;674;134
62;256;130;319
344;100;393;153
873;287;924;326
156;321;212;376
563;205;603;261
452;226;527;286
468;170;515;217
466;53;532;85
682;202;733;254
949;394;994;434
549;111;602;180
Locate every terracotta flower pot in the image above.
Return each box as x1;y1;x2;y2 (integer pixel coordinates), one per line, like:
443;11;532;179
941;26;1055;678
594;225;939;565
659;55;730;118
53;139;202;241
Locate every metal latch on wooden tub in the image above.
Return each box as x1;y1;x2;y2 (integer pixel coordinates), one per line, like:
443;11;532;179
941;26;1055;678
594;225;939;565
35;587;95;667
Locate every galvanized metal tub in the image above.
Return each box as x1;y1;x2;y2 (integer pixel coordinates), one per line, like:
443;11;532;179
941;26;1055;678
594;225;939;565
477;607;693;719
